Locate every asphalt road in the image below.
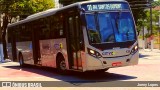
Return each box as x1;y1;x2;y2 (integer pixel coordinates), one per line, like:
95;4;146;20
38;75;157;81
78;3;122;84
0;49;160;90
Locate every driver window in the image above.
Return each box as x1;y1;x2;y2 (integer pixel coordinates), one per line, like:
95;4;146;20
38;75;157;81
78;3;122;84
86;14;96;30
86;14;100;43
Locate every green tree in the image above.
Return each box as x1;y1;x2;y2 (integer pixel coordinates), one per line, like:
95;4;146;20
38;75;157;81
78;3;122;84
146;10;159;35
136;10;147;36
126;0;160;36
137;9;160;38
0;0;54;59
152;0;160;7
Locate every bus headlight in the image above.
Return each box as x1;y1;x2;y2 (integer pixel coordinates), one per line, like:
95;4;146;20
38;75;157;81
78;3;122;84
87;48;102;58
131;44;138;54
134;45;138;50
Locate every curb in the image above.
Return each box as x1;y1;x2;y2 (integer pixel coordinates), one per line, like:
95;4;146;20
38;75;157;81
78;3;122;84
0;59;12;63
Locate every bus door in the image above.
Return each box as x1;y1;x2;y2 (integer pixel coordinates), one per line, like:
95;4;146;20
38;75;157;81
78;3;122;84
66;14;82;70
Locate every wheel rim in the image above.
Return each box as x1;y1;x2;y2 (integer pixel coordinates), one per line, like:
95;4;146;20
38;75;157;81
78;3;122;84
59;60;66;70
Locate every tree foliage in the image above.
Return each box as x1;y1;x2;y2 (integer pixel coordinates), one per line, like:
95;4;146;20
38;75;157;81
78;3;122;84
138;10;160;37
152;0;160;7
5;0;54;18
0;0;54;59
136;0;160;37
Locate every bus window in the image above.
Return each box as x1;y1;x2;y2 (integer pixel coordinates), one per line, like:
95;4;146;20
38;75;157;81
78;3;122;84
50;16;55;39
39;18;51;40
21;24;32;41
85;12;136;44
50;14;64;39
15;26;21;42
117;12;135;41
98;13;115;43
85;14;101;43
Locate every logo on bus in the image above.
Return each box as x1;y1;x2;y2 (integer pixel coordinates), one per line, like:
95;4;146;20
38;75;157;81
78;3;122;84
102;52;116;56
54;43;63;50
126;50;130;53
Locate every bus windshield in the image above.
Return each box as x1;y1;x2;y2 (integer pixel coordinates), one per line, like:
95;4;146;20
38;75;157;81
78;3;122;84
85;12;136;44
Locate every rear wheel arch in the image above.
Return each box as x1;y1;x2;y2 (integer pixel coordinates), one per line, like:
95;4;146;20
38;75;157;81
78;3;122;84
56;52;68;74
56;53;65;67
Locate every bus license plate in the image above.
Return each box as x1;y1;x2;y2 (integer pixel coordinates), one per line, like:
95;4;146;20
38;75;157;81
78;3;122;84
112;62;122;66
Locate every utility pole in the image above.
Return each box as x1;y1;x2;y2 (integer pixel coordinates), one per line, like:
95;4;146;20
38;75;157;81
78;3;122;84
143;19;145;49
149;0;153;51
158;11;160;50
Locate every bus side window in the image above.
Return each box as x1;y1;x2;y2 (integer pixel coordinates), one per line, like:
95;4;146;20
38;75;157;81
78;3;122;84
15;26;21;42
21;24;32;41
43;17;51;39
38;18;50;40
53;15;59;38
52;14;65;39
7;28;11;43
50;16;55;39
59;15;64;37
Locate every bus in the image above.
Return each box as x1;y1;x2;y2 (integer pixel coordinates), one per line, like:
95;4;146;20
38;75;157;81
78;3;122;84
7;0;139;73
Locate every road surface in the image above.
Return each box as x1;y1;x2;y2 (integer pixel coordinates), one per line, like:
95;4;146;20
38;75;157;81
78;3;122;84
0;49;160;90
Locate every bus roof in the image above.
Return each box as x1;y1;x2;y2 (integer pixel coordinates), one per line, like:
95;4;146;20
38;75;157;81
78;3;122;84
8;0;127;27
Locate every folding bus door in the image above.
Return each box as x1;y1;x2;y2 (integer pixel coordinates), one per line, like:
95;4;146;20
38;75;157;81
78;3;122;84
66;14;83;70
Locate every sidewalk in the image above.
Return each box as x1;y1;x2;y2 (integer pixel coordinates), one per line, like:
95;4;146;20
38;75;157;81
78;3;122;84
0;59;12;63
140;49;160;54
139;49;160;59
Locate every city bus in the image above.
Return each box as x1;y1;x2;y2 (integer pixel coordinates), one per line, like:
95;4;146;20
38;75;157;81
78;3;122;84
7;0;139;73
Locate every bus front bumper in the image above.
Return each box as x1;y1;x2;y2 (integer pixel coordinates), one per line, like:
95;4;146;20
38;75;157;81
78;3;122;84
85;51;139;71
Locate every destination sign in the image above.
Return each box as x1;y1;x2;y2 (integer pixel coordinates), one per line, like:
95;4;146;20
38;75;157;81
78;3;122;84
82;2;129;11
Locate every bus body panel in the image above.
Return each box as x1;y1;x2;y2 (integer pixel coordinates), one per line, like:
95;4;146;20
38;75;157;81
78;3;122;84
39;38;69;69
7;43;13;60
128;51;139;65
39;39;55;67
16;41;34;65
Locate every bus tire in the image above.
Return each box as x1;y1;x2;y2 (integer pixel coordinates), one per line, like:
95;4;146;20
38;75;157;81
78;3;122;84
19;53;25;67
57;55;67;74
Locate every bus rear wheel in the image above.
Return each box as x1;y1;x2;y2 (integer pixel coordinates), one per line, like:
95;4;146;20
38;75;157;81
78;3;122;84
19;54;25;67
